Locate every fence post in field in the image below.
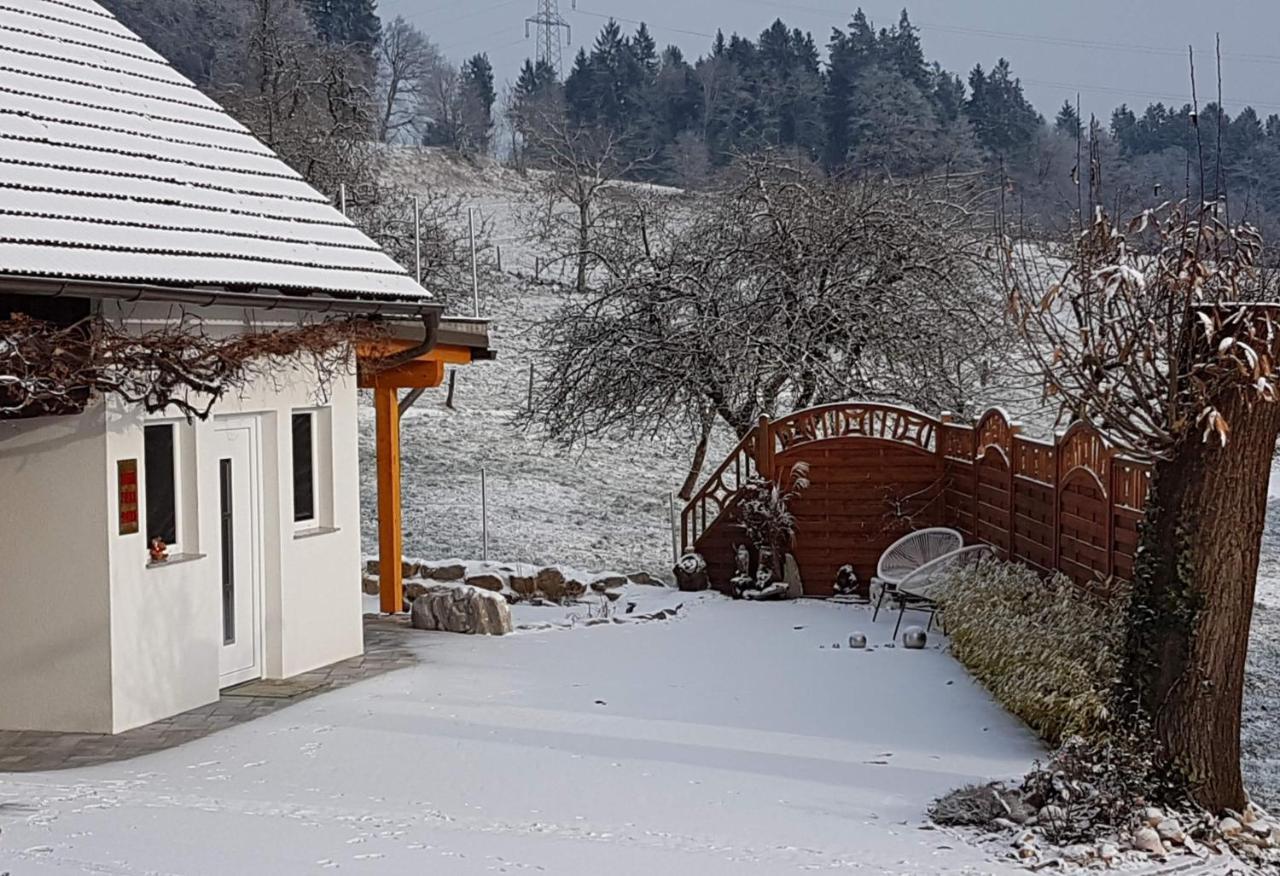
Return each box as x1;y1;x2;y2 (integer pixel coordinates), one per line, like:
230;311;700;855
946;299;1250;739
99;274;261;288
412;195;421;284
468;207;480;318
669;491;679;566
480;467;489;562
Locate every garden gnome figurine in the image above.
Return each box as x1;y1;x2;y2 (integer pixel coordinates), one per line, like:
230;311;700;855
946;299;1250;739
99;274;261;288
834;564;860;598
149;536;168;563
673;552;709;592
729;543;754;598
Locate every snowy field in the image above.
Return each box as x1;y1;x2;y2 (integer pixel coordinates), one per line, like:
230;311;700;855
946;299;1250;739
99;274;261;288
357;150;701;578
0;597;1045;874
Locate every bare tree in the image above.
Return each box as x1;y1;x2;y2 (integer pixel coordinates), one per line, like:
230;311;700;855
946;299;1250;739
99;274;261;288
523;114;652;293
212;0;378;198
525;153;1014;494
374;16;441;143
345;177;495;312
1007;199;1280;811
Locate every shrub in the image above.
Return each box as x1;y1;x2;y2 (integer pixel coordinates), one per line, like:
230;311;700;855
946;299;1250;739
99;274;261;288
942;557;1125;746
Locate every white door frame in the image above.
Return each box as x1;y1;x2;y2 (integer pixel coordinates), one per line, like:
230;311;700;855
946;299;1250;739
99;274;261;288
214;415;265;688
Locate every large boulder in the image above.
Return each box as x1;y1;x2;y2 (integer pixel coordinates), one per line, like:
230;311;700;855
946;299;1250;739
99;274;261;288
361;575;379;596
410;585;512;636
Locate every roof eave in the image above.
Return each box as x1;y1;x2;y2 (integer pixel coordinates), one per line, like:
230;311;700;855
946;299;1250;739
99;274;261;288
0;274;443;320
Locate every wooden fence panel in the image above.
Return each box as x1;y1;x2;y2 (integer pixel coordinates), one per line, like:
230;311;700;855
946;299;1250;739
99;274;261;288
975;449;1012;556
687;403;1153;597
779;440;944;596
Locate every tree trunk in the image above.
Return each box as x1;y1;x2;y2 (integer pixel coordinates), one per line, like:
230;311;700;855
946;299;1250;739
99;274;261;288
576;201;590;294
678;416;714;501
1123;389;1280;811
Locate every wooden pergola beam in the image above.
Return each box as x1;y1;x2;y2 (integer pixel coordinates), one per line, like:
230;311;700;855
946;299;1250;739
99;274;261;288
360;344;465;615
374;386;403;613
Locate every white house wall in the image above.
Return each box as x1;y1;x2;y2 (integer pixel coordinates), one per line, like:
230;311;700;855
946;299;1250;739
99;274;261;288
0;301;365;734
103;301;365;732
0;405;114;732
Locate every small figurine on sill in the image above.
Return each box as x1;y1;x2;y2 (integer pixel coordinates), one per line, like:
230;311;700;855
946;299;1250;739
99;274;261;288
149;537;169;563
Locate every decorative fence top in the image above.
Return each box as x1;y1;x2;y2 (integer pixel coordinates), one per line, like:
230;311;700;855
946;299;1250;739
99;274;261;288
770;403;937;455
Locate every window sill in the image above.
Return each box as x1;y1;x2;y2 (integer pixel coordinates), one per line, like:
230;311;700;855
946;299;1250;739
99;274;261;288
146;552;206;569
293;526;340;541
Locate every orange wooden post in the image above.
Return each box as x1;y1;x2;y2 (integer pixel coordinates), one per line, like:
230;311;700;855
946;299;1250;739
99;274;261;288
374;386;404;614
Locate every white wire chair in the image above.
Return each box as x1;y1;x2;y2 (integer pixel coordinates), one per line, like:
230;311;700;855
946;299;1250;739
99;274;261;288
870;527;962;623
890;543;996;637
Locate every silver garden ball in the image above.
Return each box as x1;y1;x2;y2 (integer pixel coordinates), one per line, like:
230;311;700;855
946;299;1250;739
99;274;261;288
848;632;867;649
902;626;928;649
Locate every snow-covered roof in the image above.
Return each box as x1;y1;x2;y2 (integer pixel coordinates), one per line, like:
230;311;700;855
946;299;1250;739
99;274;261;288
0;0;429;301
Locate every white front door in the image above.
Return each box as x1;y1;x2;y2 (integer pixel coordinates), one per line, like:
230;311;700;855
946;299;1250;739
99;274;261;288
212;417;264;688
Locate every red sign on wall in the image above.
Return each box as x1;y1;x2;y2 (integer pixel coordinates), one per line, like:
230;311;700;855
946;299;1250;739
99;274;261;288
118;459;139;535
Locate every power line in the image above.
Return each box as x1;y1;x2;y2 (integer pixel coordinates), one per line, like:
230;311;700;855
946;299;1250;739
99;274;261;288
572;5;716;41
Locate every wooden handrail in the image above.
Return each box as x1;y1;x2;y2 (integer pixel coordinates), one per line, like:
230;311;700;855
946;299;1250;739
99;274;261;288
681;425;759;552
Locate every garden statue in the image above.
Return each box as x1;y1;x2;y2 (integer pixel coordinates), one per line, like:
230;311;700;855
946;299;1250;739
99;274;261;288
729;543;754;598
673;552;709;592
834;564;860;599
782;553;803;599
744;568;789;600
902;625;928;649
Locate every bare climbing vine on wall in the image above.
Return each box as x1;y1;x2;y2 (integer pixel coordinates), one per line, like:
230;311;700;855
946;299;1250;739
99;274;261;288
0;313;386;422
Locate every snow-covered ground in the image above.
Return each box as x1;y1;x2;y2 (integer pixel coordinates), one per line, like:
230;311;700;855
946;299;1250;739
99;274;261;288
1244;488;1280;809
0;597;1045;874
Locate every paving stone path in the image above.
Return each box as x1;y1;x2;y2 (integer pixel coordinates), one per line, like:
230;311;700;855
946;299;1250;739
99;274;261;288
0;616;416;772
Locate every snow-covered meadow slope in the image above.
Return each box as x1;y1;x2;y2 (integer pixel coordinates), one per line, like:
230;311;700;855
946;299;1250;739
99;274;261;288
356;148;1280;808
356;149;696;578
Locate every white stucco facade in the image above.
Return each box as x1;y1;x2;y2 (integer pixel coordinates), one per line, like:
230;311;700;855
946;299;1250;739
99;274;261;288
0;304;365;733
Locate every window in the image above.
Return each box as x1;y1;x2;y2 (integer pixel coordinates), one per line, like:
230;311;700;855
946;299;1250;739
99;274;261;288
144;423;177;545
291;412;315;523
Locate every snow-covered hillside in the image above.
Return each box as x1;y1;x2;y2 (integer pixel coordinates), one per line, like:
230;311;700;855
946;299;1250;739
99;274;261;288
357;149;696;578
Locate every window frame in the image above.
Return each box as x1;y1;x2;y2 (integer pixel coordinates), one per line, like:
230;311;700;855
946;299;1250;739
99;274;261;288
143;422;179;550
291;410;318;526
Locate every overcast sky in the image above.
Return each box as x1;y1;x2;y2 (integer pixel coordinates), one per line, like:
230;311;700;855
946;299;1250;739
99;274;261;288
380;0;1280;121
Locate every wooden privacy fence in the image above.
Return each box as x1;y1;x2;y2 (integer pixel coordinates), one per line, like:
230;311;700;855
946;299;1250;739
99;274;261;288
682;402;1152;597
